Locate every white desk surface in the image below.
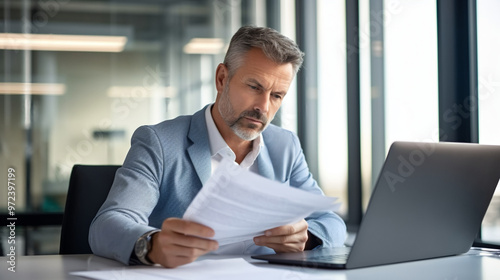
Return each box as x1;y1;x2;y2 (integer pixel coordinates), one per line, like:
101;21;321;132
1;250;500;280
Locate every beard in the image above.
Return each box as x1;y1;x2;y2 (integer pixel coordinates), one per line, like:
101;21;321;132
217;83;270;141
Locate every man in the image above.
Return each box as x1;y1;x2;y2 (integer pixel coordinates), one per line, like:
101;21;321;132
89;26;346;268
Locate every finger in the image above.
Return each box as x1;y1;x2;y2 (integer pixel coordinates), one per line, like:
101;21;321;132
156;225;219;252
162;230;219;251
150;232;216;268
264;220;308;237
162;218;215;238
163;242;216;258
154;248;200;269
254;231;308;246
255;238;306;253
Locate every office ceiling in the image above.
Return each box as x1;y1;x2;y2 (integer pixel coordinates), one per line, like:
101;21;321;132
0;0;220;52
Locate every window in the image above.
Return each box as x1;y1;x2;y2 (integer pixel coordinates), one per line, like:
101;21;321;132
477;0;500;244
317;0;348;216
360;0;438;207
0;0;295;255
316;0;439;220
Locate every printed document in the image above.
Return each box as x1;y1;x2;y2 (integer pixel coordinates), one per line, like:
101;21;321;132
183;159;340;245
71;258;331;280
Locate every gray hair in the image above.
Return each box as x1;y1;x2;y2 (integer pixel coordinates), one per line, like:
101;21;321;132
223;26;304;77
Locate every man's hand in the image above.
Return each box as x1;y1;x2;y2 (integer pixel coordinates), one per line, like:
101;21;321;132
253;219;309;253
148;218;219;268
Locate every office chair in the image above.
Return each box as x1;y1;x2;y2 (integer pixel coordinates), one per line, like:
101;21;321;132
59;165;121;254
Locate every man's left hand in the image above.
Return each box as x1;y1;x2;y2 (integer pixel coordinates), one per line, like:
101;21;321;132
253;219;309;253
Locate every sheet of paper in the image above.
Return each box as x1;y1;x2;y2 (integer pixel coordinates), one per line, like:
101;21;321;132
183;159;340;245
70;258;323;280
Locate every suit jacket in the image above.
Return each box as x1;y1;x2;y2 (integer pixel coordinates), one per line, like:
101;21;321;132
89;105;347;264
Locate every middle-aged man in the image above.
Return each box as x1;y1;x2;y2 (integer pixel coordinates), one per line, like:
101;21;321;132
89;26;347;268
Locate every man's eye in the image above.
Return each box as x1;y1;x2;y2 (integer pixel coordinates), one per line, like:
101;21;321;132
273;94;283;100
249;85;258;90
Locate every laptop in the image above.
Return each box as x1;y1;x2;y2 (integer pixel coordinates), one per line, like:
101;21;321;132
252;141;500;269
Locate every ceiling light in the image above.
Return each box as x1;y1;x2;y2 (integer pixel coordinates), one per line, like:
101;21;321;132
0;82;66;95
0;33;127;52
183;38;225;54
107;86;177;98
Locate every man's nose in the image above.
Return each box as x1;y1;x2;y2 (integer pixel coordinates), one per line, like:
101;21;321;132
254;93;270;114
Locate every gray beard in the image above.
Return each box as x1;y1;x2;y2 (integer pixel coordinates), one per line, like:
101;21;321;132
217;84;269;141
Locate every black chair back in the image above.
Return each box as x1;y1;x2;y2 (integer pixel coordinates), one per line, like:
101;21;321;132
59;165;120;254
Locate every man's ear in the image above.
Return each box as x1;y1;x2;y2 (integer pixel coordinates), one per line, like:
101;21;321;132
215;63;229;93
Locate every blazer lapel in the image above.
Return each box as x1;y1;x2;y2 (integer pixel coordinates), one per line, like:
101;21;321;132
257;144;275;180
187;106;212;185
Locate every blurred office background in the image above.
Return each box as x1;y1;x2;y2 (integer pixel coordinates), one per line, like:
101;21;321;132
1;0;499;255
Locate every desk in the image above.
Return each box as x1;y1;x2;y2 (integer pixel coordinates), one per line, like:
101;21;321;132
1;251;500;280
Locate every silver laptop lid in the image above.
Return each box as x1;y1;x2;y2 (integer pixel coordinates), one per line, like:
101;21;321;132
347;141;500;268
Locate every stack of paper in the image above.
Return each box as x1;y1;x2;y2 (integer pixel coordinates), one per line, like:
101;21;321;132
183;159;340;245
71;258;330;280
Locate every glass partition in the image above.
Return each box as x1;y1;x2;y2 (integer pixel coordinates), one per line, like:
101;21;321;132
0;0;294;255
477;0;500;245
359;0;438;208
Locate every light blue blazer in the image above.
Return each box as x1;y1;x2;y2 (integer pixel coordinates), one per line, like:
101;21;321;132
89;105;347;264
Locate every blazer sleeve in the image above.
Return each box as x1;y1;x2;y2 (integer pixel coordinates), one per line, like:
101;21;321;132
288;133;347;248
89;125;163;264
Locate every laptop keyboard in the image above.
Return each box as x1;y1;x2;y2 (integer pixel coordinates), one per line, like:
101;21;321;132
307;247;351;263
308;254;349;263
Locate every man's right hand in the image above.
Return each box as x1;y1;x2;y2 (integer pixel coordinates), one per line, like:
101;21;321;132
148;217;219;268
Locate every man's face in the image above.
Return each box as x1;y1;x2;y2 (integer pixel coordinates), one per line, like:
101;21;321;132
216;48;294;141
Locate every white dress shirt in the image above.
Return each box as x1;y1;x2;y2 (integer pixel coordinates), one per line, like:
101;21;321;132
204;104;274;255
205;104;263;174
